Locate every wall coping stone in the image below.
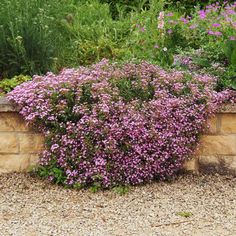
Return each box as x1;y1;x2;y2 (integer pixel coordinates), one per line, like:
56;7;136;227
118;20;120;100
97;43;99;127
1;96;236;113
0;97;19;112
220;104;236;113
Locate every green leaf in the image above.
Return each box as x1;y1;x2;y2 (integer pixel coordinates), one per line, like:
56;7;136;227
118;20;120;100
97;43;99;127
230;48;236;66
176;211;193;218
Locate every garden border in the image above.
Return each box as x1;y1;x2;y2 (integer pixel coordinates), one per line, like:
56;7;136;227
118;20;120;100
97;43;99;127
0;97;235;175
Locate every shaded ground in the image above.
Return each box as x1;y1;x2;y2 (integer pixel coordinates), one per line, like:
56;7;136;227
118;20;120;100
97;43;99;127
0;173;235;236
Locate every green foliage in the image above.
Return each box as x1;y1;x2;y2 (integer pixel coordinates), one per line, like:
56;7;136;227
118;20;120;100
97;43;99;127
36;164;67;185
224;40;236;66
230;79;236;90
113;185;129;195
89;182;102;193
99;0;150;19
0;0;235;91
0;0;76;77
111;77;155;102
0;75;31;95
176;211;193;218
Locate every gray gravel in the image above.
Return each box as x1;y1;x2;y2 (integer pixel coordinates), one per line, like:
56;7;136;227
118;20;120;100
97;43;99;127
0;173;235;236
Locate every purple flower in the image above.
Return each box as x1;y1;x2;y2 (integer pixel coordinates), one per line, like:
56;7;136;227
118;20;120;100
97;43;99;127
208;30;215;35
180;17;189;24
166;12;173;17
212;23;221;27
214;31;222;36
199;10;206;19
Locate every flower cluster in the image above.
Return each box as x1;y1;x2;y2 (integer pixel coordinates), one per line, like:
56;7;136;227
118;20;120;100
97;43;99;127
172;1;236;41
7;60;235;188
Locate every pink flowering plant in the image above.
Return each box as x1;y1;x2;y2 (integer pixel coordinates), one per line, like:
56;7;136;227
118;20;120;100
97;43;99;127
126;1;176;67
166;1;236;89
172;2;236;61
7;60;235;189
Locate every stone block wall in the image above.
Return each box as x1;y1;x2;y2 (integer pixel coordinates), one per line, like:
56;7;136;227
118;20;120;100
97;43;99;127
0;97;236;175
185;104;236;176
0;98;44;173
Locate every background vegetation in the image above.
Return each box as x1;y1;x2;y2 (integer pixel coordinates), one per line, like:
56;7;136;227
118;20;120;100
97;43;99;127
0;0;236;90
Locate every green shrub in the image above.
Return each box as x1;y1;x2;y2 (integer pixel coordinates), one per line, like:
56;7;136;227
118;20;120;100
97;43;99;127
0;0;131;77
65;0;130;67
0;0;76;78
0;75;31;96
224;40;236;66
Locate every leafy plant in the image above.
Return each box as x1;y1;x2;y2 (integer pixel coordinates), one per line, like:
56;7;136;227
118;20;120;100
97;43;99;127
224;40;236;66
113;185;129;195
0;75;31;95
0;0;77;77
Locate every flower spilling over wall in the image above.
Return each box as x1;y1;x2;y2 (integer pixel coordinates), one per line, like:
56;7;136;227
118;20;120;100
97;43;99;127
7;60;235;188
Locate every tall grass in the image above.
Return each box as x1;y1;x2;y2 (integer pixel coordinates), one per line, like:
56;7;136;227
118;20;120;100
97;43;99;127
0;0;132;78
0;0;76;78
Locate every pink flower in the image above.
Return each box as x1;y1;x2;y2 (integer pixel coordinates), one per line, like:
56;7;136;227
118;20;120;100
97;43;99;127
158;11;165;19
214;31;222;36
158;11;165;29
189;24;197;29
166;12;173;17
212;23;221;27
199;10;206;19
229;36;236;40
208;30;215;35
180;17;189;24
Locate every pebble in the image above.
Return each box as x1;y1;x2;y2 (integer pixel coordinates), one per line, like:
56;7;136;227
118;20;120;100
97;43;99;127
0;173;235;236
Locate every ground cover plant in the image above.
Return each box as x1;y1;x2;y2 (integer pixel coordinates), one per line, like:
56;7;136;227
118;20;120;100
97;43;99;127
8;60;235;189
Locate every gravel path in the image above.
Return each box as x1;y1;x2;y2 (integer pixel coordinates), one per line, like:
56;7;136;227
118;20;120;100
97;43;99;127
0;173;235;236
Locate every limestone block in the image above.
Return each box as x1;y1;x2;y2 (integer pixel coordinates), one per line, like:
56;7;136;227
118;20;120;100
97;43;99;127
199;135;236;155
183;158;199;173
198;155;221;174
199;155;220;166
0;112;29;132
0;154;30;173
0;97;18;112
220;114;236;134
0;133;18;153
220;156;236;174
19;134;44;154
199;155;236;176
205;116;218;134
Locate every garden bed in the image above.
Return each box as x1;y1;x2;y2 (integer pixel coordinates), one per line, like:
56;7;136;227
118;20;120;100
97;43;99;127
0;97;235;176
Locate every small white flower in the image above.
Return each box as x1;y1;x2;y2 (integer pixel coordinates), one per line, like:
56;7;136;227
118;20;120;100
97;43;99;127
163;47;168;51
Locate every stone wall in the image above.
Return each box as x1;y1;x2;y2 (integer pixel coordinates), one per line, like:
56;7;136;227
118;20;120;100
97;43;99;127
184;104;236;176
0;97;236;175
0;97;44;173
